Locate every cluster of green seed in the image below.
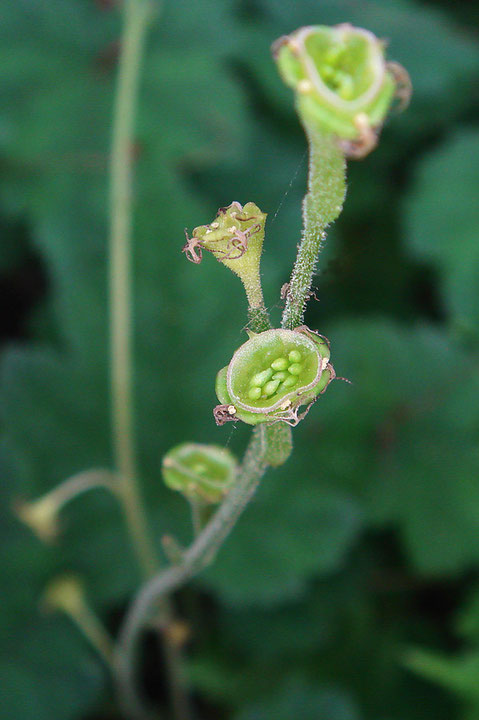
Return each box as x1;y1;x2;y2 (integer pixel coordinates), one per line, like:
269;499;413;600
319;45;355;100
247;349;303;400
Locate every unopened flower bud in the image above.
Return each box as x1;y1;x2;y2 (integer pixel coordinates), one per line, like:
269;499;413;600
16;496;59;543
42;575;85;616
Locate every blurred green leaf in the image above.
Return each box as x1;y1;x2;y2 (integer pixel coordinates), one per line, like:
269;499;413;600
201;477;363;605
302;319;479;575
404;129;479;337
233;678;359;720
405;648;479;703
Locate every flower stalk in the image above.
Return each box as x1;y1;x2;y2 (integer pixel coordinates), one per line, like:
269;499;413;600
281;125;346;330
109;0;158;577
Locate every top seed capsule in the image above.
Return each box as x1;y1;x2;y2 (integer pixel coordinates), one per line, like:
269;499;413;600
273;24;410;157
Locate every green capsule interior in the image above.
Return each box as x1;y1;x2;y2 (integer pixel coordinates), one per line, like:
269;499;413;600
162;443;237;503
305;27;376;101
226;329;322;413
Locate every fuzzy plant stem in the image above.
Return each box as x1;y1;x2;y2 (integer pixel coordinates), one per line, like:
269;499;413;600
281;124;346;330
108;0;157;577
242;269;271;333
115;426;269;719
248;303;272;334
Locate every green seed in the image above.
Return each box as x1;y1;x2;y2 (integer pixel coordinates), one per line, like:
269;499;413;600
288;363;303;375
288;350;302;363
248;386;262;400
271;357;288;371
282;375;297;388
336;71;354;100
272;371;287;381
324;44;344;66
192;463;207;475
263;379;281;397
320;64;335;81
250;368;273;387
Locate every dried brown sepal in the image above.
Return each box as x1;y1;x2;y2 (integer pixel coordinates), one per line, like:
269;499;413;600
387;61;412;112
213;404;238;426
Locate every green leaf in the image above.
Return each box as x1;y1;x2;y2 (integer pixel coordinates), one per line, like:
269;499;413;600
304;319;479;575
404;130;479;337
0;446;106;720
405;648;479;704
233;679;359;720
201;474;363;605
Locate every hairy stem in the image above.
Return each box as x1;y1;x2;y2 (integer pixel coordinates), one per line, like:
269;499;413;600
114;426;269;719
108;0;156;576
281;125;346;330
247;303;272;334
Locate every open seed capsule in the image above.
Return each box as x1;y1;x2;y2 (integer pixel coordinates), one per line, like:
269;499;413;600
273;24;410;157
162;443;237;503
214;327;335;426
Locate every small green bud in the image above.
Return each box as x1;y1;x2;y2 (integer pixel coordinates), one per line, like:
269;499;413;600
42;575;85;616
273;24;410;158
16;496;59;543
162;443;237;504
214;327;335;427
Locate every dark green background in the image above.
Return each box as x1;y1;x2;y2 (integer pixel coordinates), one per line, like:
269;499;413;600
1;0;479;718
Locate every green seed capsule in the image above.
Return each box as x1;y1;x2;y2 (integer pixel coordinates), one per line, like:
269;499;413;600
271;357;288;371
263;379;281;397
288;350;302;363
248;386;262;400
216;327;334;426
162;443;237;503
273;25;406;159
250;368;273;387
288;363;303;375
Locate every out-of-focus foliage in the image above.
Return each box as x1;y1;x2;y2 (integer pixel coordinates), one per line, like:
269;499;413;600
0;0;479;718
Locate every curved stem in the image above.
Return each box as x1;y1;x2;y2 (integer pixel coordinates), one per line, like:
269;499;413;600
108;0;157;576
109;3;192;718
33;468;115;509
114;426;269;719
281;125;346;330
70;600;115;668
